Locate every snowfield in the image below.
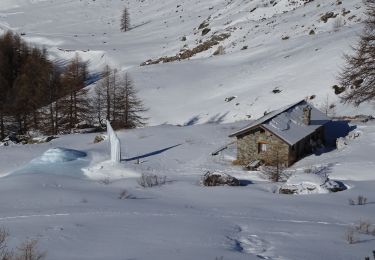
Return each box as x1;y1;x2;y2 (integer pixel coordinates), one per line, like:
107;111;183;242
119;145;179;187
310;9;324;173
1;0;375;259
0;121;375;259
0;0;373;125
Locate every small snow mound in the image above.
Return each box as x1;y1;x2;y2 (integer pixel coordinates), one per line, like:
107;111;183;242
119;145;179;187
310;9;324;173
82;160;140;180
32;148;87;164
279;173;347;195
287;173;326;186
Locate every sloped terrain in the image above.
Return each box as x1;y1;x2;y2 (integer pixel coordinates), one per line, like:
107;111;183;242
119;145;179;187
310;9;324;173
0;120;375;259
0;2;375;259
0;0;371;125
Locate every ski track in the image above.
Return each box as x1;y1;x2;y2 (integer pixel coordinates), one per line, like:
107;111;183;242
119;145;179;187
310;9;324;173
0;210;352;228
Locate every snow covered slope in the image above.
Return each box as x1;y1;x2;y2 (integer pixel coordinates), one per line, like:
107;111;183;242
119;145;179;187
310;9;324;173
1;120;375;259
0;0;371;126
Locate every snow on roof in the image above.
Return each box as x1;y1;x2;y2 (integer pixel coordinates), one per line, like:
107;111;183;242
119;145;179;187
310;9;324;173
229;100;330;145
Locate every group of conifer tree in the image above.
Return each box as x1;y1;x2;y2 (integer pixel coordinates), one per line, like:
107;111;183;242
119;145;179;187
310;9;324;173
0;31;146;140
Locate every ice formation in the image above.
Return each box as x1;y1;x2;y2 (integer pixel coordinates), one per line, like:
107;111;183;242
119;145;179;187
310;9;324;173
107;120;121;163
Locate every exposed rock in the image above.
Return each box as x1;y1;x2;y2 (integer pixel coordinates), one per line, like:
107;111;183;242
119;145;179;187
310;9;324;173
141;33;230;66
28;136;58;144
202;171;240;186
321;12;338;23
332;85;345;95
94;134;106;143
225;96;236;102
1;134;57;146
202;28;211;36
198;21;209;30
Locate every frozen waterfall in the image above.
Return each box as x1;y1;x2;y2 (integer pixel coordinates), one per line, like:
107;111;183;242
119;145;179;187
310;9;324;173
106;120;121;163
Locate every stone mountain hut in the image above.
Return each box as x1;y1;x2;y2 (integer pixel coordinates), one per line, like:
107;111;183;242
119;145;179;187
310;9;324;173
229;100;331;168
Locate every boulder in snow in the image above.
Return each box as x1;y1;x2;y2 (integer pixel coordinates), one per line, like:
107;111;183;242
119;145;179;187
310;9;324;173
279;173;346;194
202;171;240;187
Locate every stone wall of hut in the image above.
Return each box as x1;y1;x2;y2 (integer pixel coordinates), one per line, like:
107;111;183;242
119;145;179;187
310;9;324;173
236;127;290;166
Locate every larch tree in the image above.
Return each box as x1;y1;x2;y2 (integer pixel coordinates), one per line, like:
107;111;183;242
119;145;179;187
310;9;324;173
60;55;90;131
0;53;8;140
93;65;113;124
0;31;99;138
120;6;130;32
93;69;147;129
45;64;63;135
117;73;148;129
339;1;375;106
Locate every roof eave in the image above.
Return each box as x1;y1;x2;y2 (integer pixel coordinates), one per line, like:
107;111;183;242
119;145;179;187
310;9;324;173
229;124;261;138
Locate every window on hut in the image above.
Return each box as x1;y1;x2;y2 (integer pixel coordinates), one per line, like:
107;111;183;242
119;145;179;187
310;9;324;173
258;142;268;153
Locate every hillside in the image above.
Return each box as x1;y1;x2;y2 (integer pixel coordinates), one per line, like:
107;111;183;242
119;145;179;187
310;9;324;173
1;1;375;259
0;0;371;125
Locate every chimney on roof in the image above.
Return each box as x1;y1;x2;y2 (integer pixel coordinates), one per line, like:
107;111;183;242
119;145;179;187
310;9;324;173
303;105;312;125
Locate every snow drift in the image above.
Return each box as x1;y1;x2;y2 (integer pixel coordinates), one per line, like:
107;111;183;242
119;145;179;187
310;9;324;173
279;173;347;195
31;147;87;164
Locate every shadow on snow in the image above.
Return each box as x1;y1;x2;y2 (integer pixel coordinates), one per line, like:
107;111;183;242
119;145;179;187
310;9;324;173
123;144;183;162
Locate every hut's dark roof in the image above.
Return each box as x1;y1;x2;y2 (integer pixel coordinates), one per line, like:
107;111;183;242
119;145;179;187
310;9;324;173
229;100;331;145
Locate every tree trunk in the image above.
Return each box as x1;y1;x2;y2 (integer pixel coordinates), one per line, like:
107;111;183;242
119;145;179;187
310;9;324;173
112;71;116;123
49;102;54;135
106;83;111;121
69;92;73;130
73;91;77;125
0;111;4;140
33;110;38;130
54;100;59;135
124;88;129;127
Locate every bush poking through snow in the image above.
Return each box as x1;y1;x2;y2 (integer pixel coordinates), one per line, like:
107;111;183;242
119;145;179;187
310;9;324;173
349;195;368;205
345;220;375;244
358;195;367;205
260;165;288;183
118;190;136;199
202;171;240;187
93;134;105;143
15;239;46;260
0;227;12;259
99;178;111;185
345;226;357;244
0;228;45;260
137;174;167;188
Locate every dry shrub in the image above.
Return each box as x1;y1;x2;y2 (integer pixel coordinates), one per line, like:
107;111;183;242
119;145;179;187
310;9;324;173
345;226;356;244
231;159;241;166
356;220;372;234
118;190;135;199
348;195;368;205
137;173;166;188
0;229;45;260
357;195;367;205
0;227;12;260
15;239;46;260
